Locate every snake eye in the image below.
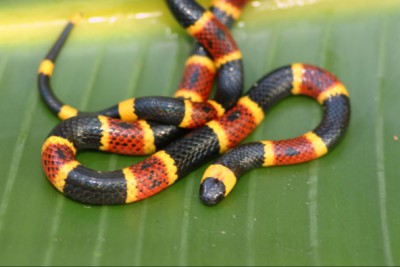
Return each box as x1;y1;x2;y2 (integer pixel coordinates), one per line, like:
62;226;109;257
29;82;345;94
199;177;226;206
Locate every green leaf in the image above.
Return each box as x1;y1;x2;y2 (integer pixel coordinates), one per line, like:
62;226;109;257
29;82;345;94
0;0;399;265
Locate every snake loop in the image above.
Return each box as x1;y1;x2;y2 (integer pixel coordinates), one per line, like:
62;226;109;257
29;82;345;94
38;0;248;155
38;0;246;124
199;64;350;205
40;0;350;206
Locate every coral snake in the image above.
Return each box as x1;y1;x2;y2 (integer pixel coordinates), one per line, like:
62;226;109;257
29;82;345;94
39;0;350;206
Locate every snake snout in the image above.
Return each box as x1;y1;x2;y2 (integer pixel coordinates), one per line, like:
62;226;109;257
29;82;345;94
199;177;226;205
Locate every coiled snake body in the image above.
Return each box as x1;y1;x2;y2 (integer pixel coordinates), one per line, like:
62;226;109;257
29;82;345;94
40;0;350;206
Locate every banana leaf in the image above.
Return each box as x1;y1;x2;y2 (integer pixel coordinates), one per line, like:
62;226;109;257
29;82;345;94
0;0;398;265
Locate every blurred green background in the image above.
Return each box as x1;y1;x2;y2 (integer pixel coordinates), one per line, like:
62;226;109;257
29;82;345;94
0;0;399;265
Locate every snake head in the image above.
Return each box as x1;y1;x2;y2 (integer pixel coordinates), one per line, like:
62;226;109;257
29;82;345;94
199;177;226;206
